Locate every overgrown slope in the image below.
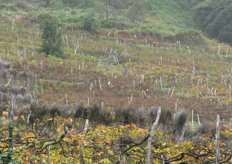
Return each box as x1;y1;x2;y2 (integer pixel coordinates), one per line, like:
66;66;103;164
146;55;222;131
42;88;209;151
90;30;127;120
0;0;232;163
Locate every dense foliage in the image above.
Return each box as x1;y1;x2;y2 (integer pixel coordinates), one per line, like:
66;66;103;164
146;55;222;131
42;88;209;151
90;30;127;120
1;117;232;163
193;0;232;44
62;0;93;8
79;14;98;32
39;14;64;58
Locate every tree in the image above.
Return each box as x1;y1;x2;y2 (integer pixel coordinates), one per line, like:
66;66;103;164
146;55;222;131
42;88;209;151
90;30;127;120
80;0;93;8
80;14;98;32
126;0;146;22
39;14;64;58
193;0;232;44
62;0;81;7
109;0;126;9
62;0;93;8
218;23;232;44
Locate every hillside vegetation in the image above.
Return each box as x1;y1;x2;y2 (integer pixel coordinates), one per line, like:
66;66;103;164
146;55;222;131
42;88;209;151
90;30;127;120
0;0;232;163
193;0;232;44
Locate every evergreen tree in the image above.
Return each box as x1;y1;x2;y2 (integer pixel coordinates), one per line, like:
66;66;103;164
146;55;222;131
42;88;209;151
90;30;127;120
193;0;232;44
126;0;146;22
80;14;98;32
39;14;64;57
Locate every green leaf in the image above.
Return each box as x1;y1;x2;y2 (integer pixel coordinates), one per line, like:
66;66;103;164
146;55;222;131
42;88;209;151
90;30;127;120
97;144;104;149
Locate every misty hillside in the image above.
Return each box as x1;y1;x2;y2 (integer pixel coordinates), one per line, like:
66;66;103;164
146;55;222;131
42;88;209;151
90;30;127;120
0;0;232;163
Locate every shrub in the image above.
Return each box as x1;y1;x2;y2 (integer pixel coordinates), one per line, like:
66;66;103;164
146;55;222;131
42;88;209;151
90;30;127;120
79;14;98;32
99;19;128;29
126;0;146;22
38;14;64;58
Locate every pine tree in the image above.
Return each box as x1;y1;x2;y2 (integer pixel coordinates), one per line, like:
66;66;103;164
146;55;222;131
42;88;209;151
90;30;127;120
126;0;146;22
39;14;64;58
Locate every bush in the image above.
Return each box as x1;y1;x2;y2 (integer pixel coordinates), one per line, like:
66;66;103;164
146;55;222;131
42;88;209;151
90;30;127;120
62;0;80;7
126;0;146;22
218;24;232;44
62;0;93;8
79;14;98;32
99;19;128;29
38;14;64;58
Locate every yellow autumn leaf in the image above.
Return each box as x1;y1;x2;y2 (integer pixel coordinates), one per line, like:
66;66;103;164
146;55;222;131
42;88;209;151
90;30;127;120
21;115;25;121
21;132;35;139
45;118;53;122
98;152;103;156
56;116;64;121
2;111;7;115
108;150;114;155
63;137;72;143
14;116;19;120
105;136;111;144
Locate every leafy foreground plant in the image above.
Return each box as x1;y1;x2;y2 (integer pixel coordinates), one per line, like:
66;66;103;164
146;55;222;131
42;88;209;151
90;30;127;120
0;123;14;164
0;113;232;163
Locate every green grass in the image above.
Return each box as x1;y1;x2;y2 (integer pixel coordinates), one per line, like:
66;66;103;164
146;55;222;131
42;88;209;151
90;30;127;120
147;0;196;28
0;0;206;46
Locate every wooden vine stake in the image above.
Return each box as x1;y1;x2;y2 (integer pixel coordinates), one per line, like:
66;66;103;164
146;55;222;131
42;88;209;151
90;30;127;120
146;107;161;164
80;119;89;164
48;146;51;164
40;79;43;94
192;110;194;128
197;114;201;125
216;114;220;164
65;94;68;105
179;122;187;141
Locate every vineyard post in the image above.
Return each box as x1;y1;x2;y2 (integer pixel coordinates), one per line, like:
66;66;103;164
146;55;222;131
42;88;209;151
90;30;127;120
180;122;187;141
216;114;220;164
80;119;89;164
74;41;79;54
23;47;27;58
146;107;161;164
48;146;51;164
160;77;163;89
10;96;15;123
17;27;19;43
217;44;221;56
26;110;31;132
65;94;68;105
99;78;102;90
133;80;135;90
197;114;201;125
66;35;69;51
5;75;13;87
192;110;194;128
40;79;43;94
87;97;90;106
175;101;178;111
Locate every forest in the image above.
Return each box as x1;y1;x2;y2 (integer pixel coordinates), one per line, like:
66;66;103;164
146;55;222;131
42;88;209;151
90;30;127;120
0;0;232;163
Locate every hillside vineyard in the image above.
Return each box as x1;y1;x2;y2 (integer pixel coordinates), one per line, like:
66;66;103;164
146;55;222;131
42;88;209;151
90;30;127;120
0;0;232;163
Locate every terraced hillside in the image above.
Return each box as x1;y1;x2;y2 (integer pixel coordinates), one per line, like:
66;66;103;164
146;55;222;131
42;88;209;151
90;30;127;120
0;0;232;163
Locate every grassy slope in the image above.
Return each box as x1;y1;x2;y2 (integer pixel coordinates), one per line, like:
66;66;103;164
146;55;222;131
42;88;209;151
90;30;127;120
0;0;232;121
148;0;194;28
1;2;232;163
